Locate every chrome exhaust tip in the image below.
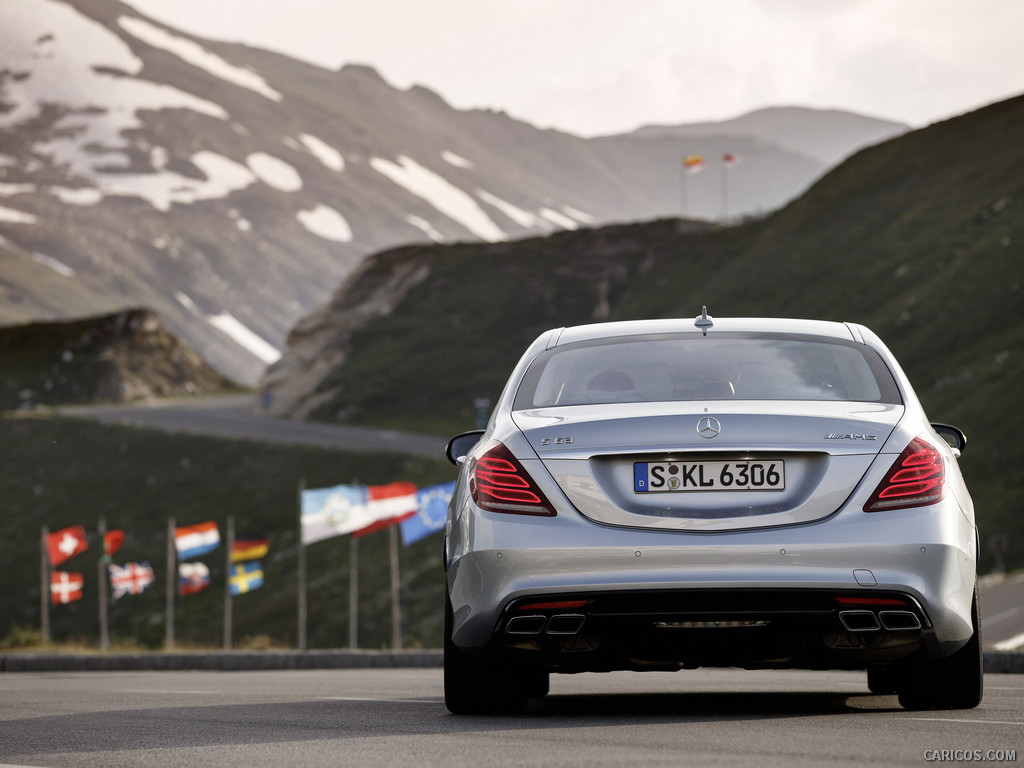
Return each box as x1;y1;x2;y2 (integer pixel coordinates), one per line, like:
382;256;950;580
839;610;881;632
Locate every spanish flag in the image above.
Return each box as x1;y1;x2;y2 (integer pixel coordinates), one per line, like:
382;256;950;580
231;537;270;563
684;155;705;174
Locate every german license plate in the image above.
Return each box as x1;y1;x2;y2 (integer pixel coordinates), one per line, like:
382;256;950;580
634;460;785;492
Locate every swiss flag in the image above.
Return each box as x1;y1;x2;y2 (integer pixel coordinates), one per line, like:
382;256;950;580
47;525;89;567
51;571;85;604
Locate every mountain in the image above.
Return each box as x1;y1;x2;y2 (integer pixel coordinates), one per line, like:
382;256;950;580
626;106;909;165
0;307;236;410
1;0;900;385
259;94;1024;572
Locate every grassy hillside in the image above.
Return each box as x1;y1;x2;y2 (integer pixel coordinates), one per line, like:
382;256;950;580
305;95;1024;573
0;415;454;649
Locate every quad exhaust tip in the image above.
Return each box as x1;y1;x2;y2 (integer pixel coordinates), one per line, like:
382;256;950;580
839;609;922;632
506;613;586;636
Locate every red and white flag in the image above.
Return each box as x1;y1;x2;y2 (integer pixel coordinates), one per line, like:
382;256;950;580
353;482;419;538
723;152;741;168
51;571;85;604
47;525;88;567
103;530;125;558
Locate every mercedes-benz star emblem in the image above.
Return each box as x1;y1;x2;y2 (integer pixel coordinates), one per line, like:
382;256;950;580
697;416;721;439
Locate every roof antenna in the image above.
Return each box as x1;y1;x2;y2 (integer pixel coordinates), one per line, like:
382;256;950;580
695;306;713;336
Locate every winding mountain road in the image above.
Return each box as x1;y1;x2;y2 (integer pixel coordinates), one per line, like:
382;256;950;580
57;393;447;457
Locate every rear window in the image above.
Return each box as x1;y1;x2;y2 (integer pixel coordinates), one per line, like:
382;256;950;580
513;333;902;409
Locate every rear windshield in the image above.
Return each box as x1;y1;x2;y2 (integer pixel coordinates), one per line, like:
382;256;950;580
513;333;902;409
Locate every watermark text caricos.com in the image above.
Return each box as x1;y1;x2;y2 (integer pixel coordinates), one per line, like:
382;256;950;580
924;750;1016;762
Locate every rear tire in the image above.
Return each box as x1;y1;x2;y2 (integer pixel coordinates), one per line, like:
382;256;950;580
867;666;897;695
896;586;983;710
444;596;530;715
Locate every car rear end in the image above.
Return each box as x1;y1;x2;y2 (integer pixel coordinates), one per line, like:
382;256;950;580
444;317;980;712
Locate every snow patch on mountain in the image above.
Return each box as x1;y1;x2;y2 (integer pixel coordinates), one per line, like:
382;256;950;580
87;151;256;211
406;215;444;242
176;292;280;365
562;205;596;224
117;15;282;102
298;205;353;242
208;312;281;365
476;189;546;229
0;206;37;224
370;155;505;242
247;152;303;192
298;134;345;172
441;151;474;169
539;207;579;229
32;252;76;278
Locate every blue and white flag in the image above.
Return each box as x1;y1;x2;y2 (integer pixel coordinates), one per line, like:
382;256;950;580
401;481;456;546
301;484;370;544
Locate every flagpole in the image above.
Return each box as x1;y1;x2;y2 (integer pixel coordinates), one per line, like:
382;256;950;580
165;516;175;650
721;157;728;223
98;518;109;650
680;159;688;219
389;524;402;650
349;535;359;649
224;515;234;650
40;525;50;643
297;479;307;651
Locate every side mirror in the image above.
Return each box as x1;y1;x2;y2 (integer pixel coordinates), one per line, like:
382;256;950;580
445;430;485;466
931;423;967;457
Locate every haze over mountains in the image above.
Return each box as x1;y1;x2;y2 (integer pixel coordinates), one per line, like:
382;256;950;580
1;0;906;384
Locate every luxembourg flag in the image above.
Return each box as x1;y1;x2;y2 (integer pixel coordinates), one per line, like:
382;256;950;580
175;521;220;560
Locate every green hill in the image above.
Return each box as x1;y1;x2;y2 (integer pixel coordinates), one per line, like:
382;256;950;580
274;95;1024;573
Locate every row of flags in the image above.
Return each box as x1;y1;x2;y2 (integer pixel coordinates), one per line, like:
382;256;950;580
44;522;271;605
683;152;741;174
300;480;455;546
44;479;456;608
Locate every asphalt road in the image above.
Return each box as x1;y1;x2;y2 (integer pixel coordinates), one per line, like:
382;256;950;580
0;668;1020;768
57;393;447;457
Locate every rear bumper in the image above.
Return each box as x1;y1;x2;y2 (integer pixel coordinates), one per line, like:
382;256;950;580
446;495;977;671
488;588;935;672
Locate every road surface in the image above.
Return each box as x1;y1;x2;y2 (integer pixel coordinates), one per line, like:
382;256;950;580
57;393;447;457
0;668;1020;768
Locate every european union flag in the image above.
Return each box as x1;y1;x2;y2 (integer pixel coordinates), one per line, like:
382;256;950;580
400;481;456;546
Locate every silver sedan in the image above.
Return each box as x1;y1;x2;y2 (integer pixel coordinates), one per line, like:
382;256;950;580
443;312;981;714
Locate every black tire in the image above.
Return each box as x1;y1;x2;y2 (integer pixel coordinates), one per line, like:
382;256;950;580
444;596;530;715
867;666;898;695
896;586;983;710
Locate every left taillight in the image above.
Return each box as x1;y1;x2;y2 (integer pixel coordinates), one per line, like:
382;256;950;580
470;441;556;516
864;436;946;512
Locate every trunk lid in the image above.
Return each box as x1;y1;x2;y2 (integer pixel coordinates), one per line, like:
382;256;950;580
513;401;903;532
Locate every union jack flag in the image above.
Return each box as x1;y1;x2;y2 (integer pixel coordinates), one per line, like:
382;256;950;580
109;562;155;599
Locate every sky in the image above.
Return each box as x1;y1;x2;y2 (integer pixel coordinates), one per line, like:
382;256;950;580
129;0;1024;137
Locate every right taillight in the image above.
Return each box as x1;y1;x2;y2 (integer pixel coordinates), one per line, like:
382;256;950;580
864;436;946;512
470;441;556;516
